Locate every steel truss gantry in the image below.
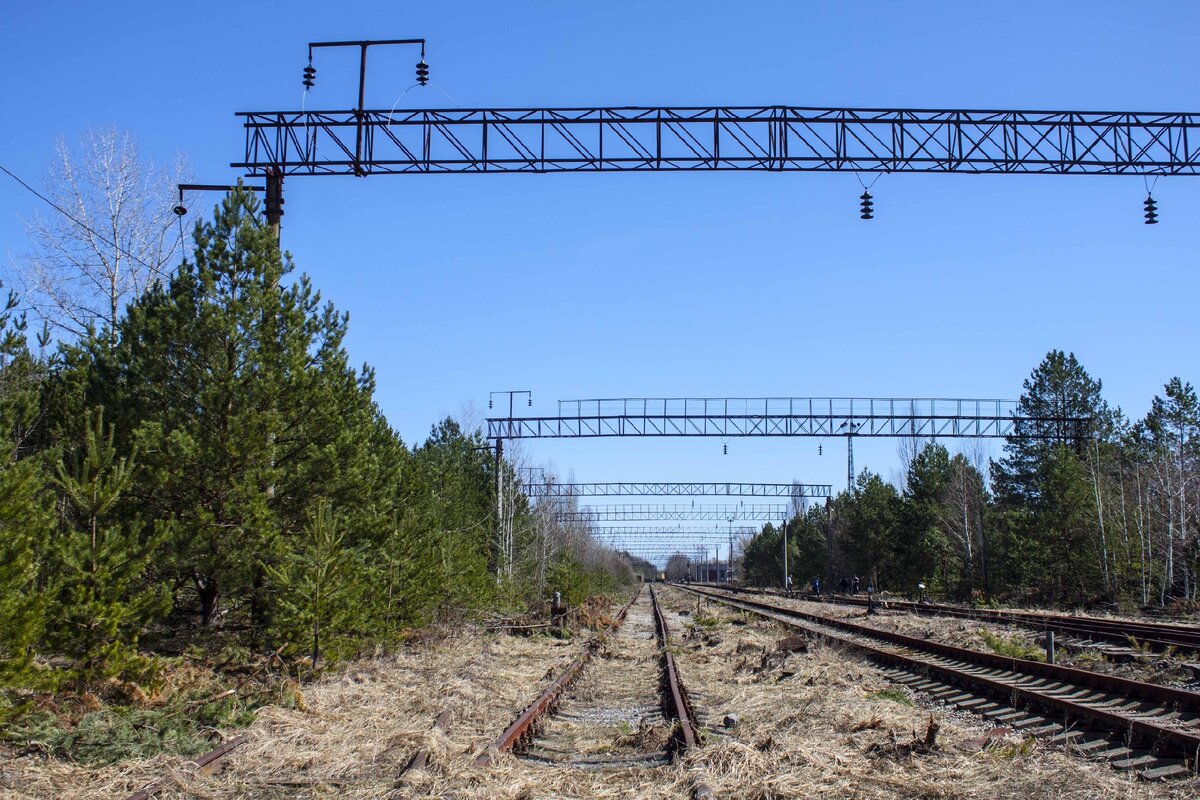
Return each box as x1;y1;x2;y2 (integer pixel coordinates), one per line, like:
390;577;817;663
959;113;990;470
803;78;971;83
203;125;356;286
236;105;1200;177
592;527;758;540
487;397;1090;440
565;504;787;522
524;481;832;499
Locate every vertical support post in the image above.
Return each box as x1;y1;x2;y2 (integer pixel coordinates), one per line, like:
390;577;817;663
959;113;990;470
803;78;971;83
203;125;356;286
782;516;789;592
847;433;855;492
1045;630;1055;664
495;437;504;581
264;171;284;242
354;43;368;175
728;529;733;584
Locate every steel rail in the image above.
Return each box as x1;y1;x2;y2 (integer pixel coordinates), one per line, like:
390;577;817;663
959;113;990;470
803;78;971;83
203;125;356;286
649;586;712;799
811;594;1200;653
683;586;1200;767
473;587;641;766
399;707;453;776
650;586;700;751
122;735;248;800
732;585;1200;653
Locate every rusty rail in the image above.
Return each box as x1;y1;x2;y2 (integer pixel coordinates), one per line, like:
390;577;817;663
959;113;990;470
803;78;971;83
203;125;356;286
400;707;453;775
707;583;1200;653
650;587;713;799
122;735;247;800
650;586;700;752
473;587;641;766
685;585;1200;766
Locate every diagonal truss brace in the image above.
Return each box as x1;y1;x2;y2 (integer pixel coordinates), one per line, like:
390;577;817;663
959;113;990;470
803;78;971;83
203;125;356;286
524;481;832;498
236;105;1200;177
487;397;1090;440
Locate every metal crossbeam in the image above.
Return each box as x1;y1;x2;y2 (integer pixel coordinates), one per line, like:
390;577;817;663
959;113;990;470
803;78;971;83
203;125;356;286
488;397;1088;440
593;527;757;539
525;481;831;498
236;106;1200;176
567;504;786;521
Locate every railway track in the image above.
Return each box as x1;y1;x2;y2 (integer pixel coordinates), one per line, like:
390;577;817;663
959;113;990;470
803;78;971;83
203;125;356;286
710;583;1200;656
684;584;1200;781
474;585;706;785
120;736;247;800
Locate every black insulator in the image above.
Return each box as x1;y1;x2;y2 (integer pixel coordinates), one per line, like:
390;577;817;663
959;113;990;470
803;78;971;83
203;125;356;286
818;444;823;456
859;190;874;220
1144;195;1159;225
416;60;429;86
527;396;532;406
488;398;493;409
723;443;728;455
173;205;187;217
303;64;316;89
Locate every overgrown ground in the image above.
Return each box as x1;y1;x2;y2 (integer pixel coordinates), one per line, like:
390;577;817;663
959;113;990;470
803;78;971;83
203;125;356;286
2;587;1198;799
656;587;1200;799
758;593;1199;690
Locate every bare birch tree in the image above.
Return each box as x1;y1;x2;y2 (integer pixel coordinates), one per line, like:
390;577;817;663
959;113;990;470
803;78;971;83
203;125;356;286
18;127;188;345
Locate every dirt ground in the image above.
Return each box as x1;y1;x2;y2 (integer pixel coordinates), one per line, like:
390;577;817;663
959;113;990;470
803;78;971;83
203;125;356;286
2;585;1198;799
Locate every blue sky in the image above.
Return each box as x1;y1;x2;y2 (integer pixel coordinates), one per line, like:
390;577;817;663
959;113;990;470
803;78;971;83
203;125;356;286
2;2;1198;557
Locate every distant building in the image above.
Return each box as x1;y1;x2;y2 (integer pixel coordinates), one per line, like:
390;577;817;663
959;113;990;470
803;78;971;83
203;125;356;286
690;561;731;583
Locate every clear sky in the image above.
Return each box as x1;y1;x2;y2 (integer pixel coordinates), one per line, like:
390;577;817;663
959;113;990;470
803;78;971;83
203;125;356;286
2;2;1198;562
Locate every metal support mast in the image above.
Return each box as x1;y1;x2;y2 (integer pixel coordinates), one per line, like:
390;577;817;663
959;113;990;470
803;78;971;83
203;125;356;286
847;434;854;492
489;390;530;579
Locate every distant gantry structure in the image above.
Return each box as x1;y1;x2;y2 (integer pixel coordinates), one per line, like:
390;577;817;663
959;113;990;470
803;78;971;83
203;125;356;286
560;504;788;522
523;481;831;499
488;397;1090;440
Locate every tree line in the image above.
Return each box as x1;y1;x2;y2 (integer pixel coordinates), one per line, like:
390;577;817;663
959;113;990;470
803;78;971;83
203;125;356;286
0;183;632;711
738;352;1198;608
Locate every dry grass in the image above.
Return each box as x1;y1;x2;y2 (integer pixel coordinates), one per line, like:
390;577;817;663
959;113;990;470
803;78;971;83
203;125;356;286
657;588;1200;799
770;595;1199;689
3;590;1197;799
0;627;576;799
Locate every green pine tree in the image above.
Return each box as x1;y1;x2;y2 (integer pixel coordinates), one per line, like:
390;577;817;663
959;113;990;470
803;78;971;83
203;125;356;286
0;284;51;697
49;411;168;685
899;443;954;595
992;352;1110;603
84;186;398;636
266;501;365;670
836;471;902;592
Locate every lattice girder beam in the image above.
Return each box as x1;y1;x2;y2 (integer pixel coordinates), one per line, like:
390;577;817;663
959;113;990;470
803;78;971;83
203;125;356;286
592;527;758;538
566;504;787;521
488;397;1089;440
236;106;1200;177
525;482;831;498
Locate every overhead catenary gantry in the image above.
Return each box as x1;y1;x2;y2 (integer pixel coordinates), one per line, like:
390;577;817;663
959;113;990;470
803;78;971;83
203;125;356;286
594;526;759;574
236;106;1200;178
592;528;757;540
488;397;1090;440
523;481;831;499
232;36;1200;238
563;504;788;522
224;36;1167;578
